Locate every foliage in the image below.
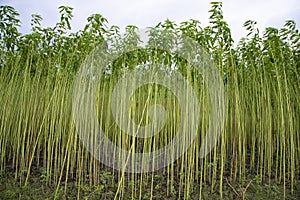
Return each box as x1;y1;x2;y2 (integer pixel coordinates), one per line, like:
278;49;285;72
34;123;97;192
0;2;299;199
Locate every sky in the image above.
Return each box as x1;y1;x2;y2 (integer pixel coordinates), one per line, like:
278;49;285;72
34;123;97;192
1;0;300;42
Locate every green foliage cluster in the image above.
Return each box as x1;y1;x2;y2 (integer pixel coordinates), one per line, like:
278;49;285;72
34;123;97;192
1;4;299;77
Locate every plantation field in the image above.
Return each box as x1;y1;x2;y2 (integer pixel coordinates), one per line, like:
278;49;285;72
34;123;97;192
0;2;299;199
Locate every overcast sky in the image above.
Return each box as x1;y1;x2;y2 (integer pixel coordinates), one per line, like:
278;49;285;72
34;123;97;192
1;0;300;42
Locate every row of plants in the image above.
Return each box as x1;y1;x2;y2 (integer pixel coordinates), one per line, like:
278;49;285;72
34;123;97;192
0;2;299;199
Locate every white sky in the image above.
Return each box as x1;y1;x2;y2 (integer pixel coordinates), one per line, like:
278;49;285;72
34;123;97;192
1;0;300;42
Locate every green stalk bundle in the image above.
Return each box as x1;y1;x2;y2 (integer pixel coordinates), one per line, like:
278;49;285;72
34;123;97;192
0;2;299;199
